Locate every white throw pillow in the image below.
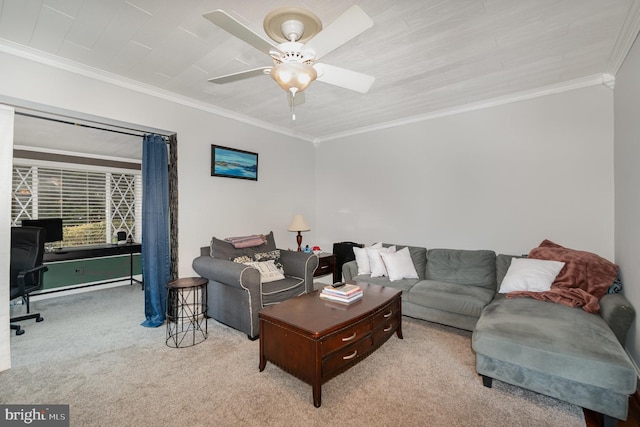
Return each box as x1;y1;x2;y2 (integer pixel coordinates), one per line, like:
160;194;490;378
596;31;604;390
499;258;565;293
245;260;285;283
380;247;419;281
367;245;396;277
354;242;382;275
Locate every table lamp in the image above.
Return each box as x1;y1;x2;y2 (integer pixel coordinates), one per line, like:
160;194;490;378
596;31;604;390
288;214;310;252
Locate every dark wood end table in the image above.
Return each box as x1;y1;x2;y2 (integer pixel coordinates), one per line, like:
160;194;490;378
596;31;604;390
258;281;402;407
314;252;339;283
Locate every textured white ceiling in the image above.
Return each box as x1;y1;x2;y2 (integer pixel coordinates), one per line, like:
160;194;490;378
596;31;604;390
2;0;639;156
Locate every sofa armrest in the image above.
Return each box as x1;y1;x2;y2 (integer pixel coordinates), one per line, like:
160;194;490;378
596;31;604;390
280;250;319;292
342;260;357;281
600;293;636;346
192;256;260;291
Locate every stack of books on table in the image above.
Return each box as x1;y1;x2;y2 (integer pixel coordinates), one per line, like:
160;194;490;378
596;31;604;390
319;283;363;304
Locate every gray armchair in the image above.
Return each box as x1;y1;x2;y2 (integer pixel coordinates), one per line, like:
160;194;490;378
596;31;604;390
192;232;318;340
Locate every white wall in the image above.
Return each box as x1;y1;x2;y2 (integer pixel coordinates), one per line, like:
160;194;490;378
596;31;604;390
316;85;615;259
0;48;626;372
614;33;640;365
0;52;316;271
0;52;316;367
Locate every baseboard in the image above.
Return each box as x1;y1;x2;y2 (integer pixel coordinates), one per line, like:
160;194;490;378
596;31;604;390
31;278;140;301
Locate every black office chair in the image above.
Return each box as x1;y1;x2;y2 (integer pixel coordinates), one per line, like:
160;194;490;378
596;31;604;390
10;226;48;335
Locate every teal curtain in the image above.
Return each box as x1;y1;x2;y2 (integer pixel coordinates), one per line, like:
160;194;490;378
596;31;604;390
141;134;170;327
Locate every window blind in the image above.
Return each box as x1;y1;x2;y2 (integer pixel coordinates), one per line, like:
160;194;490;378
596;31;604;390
11;165;141;247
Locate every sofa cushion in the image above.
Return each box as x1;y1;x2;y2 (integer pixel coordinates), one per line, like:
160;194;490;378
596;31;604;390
261;275;305;306
352;274;418;298
473;295;636;393
426;249;497;290
407;280;495;319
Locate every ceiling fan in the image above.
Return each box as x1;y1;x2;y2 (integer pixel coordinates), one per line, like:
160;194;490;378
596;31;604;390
203;6;375;119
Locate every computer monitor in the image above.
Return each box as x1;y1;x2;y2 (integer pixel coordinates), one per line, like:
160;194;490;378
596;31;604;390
21;218;64;243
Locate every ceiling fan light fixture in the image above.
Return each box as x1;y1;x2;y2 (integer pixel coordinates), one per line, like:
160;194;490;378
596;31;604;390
270;62;317;95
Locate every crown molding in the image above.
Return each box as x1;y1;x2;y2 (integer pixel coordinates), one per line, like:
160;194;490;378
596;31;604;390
315;74;609;143
606;0;640;75
602;73;616;89
0;39;316;143
0;37;624;146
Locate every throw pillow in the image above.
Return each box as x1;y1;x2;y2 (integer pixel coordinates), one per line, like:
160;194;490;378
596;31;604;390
354;242;382;275
368;245;396;278
253;249;284;272
607;268;623;294
231;255;253;264
499;258;565;293
245;260;285;283
380;247;419;281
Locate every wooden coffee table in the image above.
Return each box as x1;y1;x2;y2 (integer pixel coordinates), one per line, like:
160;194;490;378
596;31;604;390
258;281;402;407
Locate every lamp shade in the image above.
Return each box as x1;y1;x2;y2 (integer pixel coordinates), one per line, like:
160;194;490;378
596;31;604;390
270;63;317;95
288;214;310;232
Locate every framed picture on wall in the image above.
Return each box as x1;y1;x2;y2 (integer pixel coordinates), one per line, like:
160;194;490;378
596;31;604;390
211;145;258;181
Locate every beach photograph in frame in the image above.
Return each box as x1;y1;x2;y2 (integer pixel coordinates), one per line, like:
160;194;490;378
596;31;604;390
211;145;258;181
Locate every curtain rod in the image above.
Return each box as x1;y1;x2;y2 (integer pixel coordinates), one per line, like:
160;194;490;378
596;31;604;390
16;111;170;141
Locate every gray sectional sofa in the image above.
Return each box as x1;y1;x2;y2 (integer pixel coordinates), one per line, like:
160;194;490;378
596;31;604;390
342;244;637;425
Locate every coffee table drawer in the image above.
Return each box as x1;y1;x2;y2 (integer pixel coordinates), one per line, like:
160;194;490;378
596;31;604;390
373;313;401;344
321;320;371;355
323;335;373;376
373;298;400;329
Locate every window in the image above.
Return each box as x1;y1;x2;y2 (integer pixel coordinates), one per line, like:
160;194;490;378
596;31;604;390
11;163;142;247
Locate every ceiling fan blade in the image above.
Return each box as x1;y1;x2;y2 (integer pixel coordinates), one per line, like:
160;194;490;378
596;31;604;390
303;6;373;60
314;63;375;93
208;67;271;84
203;10;277;55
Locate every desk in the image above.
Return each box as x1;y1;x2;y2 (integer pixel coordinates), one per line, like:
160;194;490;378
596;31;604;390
42;243;142;294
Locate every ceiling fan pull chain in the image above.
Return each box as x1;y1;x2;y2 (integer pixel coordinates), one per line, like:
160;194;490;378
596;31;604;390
289;92;296;120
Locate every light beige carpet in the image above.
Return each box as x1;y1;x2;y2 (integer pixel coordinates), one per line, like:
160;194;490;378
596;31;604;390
3;285;585;426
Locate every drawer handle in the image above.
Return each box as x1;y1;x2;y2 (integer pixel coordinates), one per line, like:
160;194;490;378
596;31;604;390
341;332;357;342
343;350;358;360
383;310;393;318
383;325;393;332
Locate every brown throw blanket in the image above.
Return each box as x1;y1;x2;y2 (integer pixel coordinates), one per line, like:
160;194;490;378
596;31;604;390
506;239;617;313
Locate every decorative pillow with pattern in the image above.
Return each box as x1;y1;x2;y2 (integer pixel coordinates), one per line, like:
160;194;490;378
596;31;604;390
244;260;285;283
231;255;254;264
253;250;284;273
